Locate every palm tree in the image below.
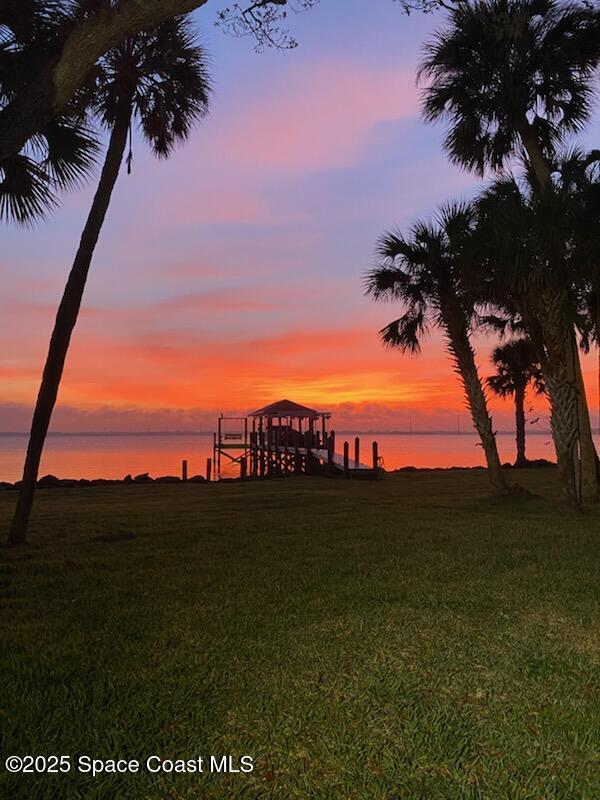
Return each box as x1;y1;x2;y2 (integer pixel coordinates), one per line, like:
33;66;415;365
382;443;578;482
419;0;600;187
562;151;600;447
0;1;97;223
7;14;211;546
487;339;544;467
366;203;509;496
474;162;600;502
420;0;600;503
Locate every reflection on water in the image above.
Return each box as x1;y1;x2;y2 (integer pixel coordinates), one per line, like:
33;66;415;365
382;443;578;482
0;431;564;482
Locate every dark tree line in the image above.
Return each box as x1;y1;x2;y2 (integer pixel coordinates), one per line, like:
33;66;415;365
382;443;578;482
368;0;600;504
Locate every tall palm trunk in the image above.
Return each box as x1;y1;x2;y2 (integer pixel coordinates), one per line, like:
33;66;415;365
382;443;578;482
597;292;600;442
514;381;527;467
7;109;130;546
535;289;580;505
519;121;599;503
517;122;553;190
574;348;599;501
518;295;580;503
443;310;507;495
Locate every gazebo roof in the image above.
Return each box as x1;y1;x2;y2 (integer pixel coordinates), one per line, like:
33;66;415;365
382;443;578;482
250;399;326;419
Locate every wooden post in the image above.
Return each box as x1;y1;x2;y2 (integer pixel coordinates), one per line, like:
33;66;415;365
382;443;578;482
327;435;334;474
270;417;275;476
206;458;212;482
343;441;349;478
372;441;379;472
354;436;360;467
241;458;247;480
217;417;222;479
260;417;266;477
182;459;188;482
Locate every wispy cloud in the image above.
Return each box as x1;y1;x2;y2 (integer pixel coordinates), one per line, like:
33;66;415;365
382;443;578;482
208;60;419;173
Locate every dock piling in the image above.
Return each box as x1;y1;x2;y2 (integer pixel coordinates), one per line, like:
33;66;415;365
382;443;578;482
327;435;334;475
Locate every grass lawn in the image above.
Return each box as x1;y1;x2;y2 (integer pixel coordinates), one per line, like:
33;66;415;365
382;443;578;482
1;469;600;799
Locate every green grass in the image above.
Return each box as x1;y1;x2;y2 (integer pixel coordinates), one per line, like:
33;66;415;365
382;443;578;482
1;470;600;799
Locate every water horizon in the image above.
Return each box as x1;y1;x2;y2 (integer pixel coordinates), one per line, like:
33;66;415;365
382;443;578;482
0;428;559;437
0;429;573;483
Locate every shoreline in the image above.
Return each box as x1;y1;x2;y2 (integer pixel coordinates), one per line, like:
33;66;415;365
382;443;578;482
0;430;559;437
0;459;556;491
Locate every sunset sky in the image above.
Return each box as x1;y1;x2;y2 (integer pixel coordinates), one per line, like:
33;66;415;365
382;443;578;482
2;0;599;433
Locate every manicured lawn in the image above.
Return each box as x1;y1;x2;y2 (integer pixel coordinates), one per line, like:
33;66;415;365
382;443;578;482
1;469;600;799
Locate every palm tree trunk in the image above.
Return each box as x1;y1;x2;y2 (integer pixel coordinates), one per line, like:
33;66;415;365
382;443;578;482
444;315;507;495
514;382;527;467
534;289;580;505
518;123;587;505
597;292;600;442
7;110;130;546
517;294;580;504
573;342;600;501
517;120;552;190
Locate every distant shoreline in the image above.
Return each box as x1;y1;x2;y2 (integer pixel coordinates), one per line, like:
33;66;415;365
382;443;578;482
0;429;561;437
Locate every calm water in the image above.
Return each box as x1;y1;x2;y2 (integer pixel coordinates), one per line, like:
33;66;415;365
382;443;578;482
0;431;564;482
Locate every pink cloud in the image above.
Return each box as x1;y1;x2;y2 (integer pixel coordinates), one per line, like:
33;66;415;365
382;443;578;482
209;60;419;173
157;289;277;313
152;187;269;227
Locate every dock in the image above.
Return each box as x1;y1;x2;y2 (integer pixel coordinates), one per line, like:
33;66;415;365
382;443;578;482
212;399;382;480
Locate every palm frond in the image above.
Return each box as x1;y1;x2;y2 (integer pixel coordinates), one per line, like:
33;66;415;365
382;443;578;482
0;1;99;224
2;6;211;225
83;15;212;158
364;266;417;302
42;117;98;190
379;310;429;354
419;0;600;174
0;154;55;225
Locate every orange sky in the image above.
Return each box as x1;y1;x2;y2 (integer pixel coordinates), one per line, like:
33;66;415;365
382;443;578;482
2;3;600;434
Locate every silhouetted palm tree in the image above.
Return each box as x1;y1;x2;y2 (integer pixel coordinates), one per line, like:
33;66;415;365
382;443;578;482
474;160;600;502
8;14;211;545
487;339;544;467
420;0;600;503
366;203;508;495
0;1;97;222
561;151;600;443
420;0;599;187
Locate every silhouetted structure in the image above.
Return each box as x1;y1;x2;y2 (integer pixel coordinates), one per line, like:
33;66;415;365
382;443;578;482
212;399;381;480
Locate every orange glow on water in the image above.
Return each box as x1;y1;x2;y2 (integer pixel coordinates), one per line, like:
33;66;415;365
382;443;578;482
0;431;565;483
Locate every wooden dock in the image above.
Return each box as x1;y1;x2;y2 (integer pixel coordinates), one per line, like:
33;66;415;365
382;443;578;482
213;400;382;481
